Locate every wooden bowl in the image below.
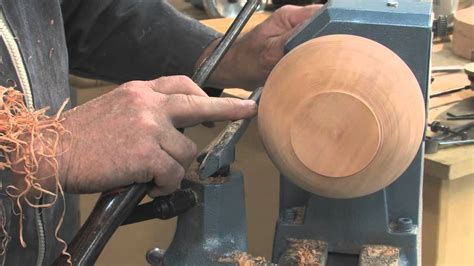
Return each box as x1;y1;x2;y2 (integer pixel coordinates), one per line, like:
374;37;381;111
258;35;425;198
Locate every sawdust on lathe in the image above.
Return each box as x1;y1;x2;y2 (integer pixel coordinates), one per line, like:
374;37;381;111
218;251;267;266
286;239;326;266
366;245;398;257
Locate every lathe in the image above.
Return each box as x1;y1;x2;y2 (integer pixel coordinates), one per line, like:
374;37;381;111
56;0;435;265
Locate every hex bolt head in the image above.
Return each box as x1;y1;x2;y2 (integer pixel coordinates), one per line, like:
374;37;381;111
146;247;165;265
283;208;296;223
396;217;414;232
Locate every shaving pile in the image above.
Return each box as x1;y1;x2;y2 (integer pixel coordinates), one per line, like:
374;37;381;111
361;245;400;266
0;86;71;262
218;251;268;266
284;239;327;266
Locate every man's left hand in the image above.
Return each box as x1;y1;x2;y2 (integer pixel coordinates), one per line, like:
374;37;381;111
204;5;322;89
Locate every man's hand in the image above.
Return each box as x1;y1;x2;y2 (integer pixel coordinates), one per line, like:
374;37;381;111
58;76;256;197
204;5;322;89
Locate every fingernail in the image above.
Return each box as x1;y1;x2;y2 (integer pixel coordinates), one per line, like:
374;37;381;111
243;100;257;109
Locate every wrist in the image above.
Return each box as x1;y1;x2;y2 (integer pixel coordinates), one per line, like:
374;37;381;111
195;36;245;89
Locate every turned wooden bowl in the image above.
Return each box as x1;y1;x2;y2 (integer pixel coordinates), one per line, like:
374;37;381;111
258;34;425;198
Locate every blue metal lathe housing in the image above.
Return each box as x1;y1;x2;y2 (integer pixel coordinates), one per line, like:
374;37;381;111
272;1;432;265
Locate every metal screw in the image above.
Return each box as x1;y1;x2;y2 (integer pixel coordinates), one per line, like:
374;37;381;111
396;217;414;232
146;247;165;265
387;1;399;7
283;208;296;223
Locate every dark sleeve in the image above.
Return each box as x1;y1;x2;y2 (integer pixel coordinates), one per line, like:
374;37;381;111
61;0;220;83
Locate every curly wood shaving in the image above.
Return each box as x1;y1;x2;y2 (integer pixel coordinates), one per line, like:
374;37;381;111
218;251;268;266
0;86;71;264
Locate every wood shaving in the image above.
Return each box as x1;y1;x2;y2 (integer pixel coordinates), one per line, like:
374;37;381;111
285;239;327;266
0;86;71;264
218;251;268;266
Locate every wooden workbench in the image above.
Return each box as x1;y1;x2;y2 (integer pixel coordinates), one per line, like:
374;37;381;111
423;40;474;266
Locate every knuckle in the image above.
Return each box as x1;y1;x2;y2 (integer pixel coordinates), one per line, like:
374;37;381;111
174;166;185;181
122;81;143;93
151;159;168;178
278;5;296;13
154;162;184;187
121;83;151;106
134;145;153;162
174;75;193;85
181;139;198;168
183;94;197;107
167;94;194;109
137;112;158;132
155;76;171;84
187;141;198;159
223;97;239;109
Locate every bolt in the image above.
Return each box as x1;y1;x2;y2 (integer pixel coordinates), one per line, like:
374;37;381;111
283;208;296;223
396;217;414;232
387;1;399;7
146;247;165;265
433;15;448;37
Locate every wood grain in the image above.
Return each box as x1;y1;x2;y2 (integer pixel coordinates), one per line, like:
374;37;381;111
258;35;426;198
290;92;381;178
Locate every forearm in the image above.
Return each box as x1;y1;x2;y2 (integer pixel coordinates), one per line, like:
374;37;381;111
62;0;220;83
196;36;257;90
195;5;322;90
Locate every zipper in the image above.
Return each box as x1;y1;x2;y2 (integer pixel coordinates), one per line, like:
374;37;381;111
0;10;44;266
0;11;34;109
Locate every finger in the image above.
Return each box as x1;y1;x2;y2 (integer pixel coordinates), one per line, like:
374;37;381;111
202;121;216;128
280;5;322;29
148;185;179;198
146;149;185;197
159;128;198;169
147;76;208;97
165;95;257;128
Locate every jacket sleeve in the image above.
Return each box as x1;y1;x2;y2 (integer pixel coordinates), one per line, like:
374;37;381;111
61;0;220;83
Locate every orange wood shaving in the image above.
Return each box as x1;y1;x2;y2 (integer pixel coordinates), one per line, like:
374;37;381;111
0;86;71;264
218;251;268;266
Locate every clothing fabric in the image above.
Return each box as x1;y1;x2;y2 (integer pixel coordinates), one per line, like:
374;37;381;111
0;0;219;264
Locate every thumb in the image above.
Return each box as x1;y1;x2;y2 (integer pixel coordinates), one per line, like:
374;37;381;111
283;4;322;29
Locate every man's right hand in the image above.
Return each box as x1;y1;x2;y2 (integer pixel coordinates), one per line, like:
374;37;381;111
58;76;257;197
